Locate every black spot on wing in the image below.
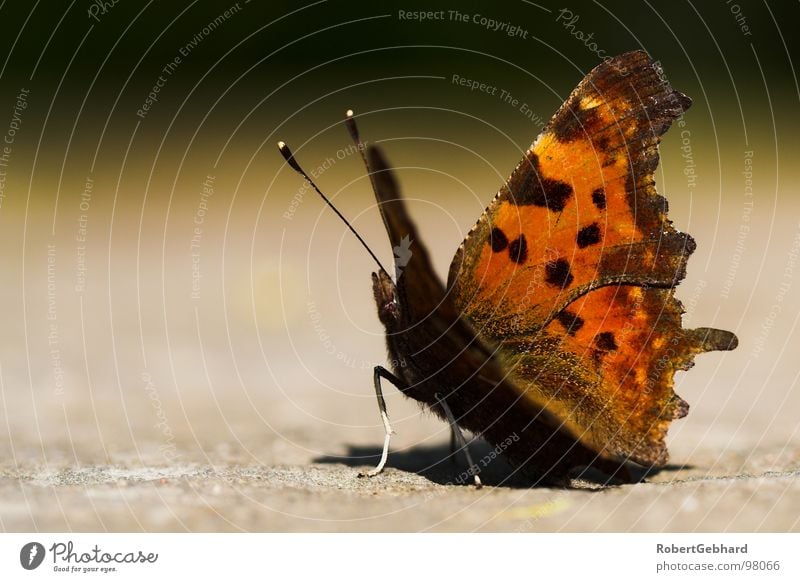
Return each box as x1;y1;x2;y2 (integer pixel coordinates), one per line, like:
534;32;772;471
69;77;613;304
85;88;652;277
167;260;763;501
545;259;574;288
592;188;606;210
555;310;584;336
524;174;573;212
508;234;527;264
489;227;508;252
512;154;573;212
577;223;602;248
595;331;618;351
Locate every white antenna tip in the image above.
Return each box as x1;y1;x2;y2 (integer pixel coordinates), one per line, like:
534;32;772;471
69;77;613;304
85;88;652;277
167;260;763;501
346;109;354;118
277;141;286;149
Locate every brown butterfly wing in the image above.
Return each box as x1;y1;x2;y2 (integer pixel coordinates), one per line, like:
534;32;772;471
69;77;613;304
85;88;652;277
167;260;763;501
368;146;632;482
447;51;737;466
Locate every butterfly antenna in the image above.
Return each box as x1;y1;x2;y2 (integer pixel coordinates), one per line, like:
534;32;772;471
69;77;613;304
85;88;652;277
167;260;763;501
344;109;396;253
345;109;374;181
277;140;389;274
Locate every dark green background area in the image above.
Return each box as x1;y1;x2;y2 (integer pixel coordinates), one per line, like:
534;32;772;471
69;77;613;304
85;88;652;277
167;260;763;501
0;0;796;177
0;0;795;80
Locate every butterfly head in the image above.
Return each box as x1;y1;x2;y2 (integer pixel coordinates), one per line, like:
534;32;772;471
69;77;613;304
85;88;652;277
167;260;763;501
371;269;400;328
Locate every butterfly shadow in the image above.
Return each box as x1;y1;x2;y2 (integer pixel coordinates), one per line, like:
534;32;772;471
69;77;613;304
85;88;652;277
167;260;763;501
314;443;694;489
315;439;550;489
638;462;696;480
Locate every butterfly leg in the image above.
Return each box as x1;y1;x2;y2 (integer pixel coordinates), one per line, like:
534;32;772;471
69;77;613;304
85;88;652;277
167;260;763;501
447;425;470;468
358;366;405;478
435;393;483;489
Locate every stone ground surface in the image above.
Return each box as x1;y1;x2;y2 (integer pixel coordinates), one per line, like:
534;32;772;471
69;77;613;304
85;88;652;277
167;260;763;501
2;422;798;532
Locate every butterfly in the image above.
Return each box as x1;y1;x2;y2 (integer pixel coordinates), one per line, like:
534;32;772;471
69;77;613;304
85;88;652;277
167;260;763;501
279;51;738;486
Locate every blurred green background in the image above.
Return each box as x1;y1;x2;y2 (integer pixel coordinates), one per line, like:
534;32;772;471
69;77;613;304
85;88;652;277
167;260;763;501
0;0;798;525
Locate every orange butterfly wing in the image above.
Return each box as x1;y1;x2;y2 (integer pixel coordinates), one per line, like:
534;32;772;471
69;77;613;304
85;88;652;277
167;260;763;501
447;51;737;466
